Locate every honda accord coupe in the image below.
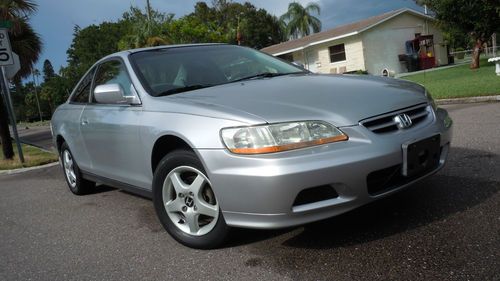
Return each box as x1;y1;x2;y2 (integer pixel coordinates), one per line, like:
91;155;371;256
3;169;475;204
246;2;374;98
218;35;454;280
51;44;452;249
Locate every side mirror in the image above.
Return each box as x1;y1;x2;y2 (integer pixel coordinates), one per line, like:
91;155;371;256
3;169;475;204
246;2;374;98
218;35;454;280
94;83;140;105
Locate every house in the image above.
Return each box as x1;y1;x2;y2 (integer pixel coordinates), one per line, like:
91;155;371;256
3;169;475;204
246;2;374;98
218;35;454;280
261;8;449;76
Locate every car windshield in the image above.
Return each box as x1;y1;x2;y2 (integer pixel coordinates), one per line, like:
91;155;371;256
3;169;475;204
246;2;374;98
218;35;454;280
129;44;307;97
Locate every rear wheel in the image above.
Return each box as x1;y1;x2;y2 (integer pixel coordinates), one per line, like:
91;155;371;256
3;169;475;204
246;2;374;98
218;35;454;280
153;149;229;249
60;142;95;195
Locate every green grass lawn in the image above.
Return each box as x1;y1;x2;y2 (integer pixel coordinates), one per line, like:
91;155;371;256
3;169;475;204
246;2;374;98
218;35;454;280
402;58;500;99
0;143;58;170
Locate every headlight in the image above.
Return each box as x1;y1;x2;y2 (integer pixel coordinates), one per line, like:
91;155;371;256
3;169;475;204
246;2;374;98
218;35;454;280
425;89;437;111
221;121;348;154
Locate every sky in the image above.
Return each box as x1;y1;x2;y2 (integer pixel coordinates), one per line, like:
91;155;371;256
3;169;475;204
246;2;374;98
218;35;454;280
30;0;422;75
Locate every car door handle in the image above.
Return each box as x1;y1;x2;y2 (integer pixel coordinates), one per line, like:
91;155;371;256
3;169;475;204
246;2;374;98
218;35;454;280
81;119;89;126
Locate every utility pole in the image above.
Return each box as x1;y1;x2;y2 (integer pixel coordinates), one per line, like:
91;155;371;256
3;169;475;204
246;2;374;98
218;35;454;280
236;12;243;45
32;69;43;122
146;0;152;22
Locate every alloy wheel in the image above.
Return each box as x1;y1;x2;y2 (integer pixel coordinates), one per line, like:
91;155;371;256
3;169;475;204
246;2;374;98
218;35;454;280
162;166;219;236
62;150;77;188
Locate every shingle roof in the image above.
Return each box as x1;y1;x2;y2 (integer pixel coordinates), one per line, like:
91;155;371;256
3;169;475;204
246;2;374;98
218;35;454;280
261;8;432;55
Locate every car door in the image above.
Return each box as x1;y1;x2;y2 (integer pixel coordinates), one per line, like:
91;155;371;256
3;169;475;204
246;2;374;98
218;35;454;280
80;58;147;188
63;67;96;172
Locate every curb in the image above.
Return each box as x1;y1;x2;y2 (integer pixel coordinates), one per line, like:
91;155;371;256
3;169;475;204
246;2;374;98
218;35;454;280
436;95;500;105
0;161;60;175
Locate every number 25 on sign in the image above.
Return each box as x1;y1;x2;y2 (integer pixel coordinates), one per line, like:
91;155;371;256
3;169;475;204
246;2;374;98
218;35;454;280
0;29;14;66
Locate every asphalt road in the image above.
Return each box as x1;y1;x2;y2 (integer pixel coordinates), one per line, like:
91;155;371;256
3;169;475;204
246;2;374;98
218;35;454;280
12;125;54;151
1;103;499;281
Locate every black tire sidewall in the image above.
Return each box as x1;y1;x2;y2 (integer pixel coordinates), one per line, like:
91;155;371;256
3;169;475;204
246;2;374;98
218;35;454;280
153;149;229;249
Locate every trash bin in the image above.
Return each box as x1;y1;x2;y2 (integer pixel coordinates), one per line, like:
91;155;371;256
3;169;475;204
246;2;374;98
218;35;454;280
406;55;419;72
448;55;454;64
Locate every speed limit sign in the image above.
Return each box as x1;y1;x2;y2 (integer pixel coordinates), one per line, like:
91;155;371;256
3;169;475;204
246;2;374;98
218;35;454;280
0;28;13;66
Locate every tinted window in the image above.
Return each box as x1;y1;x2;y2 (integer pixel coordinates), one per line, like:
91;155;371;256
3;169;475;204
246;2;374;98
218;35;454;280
71;67;95;103
329;44;346;63
92;60;133;103
130;45;305;96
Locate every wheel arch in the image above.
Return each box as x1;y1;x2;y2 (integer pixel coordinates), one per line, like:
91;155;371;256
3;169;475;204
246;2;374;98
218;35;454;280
56;135;66;154
151;134;202;174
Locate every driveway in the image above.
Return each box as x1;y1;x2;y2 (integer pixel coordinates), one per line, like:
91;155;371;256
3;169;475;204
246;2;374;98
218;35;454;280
1;103;499;281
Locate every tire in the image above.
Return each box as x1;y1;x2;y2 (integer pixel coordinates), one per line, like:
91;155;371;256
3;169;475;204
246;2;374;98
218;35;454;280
153;149;229;249
60;142;96;195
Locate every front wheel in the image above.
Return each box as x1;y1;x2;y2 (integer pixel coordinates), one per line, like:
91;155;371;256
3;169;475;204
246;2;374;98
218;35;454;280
153;149;229;249
60;142;95;195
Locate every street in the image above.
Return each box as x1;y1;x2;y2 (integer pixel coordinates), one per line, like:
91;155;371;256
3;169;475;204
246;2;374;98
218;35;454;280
1;103;499;281
14;125;54;151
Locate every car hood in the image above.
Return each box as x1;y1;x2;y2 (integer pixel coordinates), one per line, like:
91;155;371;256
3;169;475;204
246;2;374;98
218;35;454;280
168;74;428;127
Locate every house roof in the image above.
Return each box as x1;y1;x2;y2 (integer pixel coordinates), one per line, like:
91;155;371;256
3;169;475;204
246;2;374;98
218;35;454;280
261;8;434;56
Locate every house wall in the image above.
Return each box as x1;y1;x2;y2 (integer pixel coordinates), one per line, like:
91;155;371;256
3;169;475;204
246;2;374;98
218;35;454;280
290;35;365;74
361;12;448;75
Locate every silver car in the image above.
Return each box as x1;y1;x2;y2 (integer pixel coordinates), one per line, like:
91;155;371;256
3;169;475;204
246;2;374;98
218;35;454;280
51;44;452;249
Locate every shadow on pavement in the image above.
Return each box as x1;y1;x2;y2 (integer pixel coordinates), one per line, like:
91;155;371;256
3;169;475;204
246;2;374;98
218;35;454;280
88;184;117;195
228;147;499;248
282;173;498;249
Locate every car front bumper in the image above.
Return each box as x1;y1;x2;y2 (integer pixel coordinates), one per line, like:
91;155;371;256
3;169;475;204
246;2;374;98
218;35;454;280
197;108;452;229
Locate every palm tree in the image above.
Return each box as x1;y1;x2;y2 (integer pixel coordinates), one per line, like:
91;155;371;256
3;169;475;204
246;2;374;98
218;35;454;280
0;0;42;159
118;4;171;50
280;2;321;40
10;18;42;79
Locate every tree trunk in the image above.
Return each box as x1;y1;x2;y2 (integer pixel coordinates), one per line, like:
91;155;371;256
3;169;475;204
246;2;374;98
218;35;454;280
0;94;14;159
470;38;483;69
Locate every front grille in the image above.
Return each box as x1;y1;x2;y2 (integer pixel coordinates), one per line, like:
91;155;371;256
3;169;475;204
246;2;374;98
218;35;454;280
361;103;430;134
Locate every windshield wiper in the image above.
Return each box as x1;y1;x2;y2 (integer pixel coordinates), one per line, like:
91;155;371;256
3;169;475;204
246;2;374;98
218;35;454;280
157;84;214;96
230;71;306;83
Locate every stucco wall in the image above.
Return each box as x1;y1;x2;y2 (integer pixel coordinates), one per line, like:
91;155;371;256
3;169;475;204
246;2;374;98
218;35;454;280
290;35;365;73
361;13;447;75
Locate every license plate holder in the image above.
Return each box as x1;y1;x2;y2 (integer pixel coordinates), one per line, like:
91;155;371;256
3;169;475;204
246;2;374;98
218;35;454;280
402;134;441;177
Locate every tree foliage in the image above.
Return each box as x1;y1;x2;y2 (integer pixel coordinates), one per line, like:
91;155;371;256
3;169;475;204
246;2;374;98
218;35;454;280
280;2;322;39
416;0;500;68
64;21;130;86
0;0;42;159
164;15;226;44
117;6;172;50
9;18;42;80
418;0;499;41
39;75;71;114
0;0;42;79
42;59;55;81
187;1;285;48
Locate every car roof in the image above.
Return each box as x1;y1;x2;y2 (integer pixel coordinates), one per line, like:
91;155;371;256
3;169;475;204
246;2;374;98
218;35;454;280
105;43;229;59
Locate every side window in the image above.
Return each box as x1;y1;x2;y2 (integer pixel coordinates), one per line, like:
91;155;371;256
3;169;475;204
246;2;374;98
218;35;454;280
92;59;133;103
70;67;95;103
329;44;346;63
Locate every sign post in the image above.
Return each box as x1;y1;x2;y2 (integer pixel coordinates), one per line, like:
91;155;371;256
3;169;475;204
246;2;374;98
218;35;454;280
0;27;24;163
